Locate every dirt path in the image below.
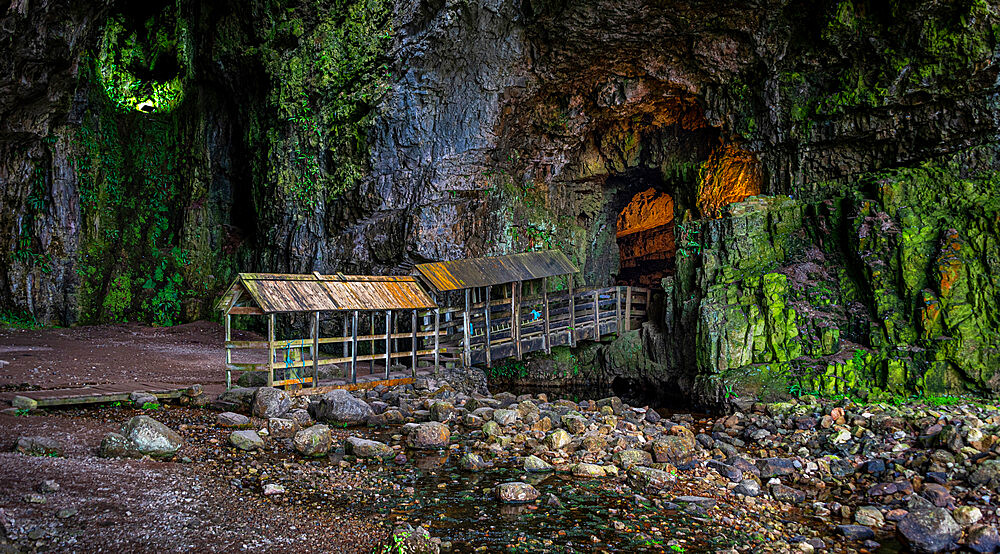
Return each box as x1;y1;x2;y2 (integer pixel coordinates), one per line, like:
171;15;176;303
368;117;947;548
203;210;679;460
0;321;251;405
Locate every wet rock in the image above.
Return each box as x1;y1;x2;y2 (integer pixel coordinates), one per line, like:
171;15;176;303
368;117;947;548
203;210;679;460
573;463;608;478
523;455;554;473
855;506;885;527
627;465;676;490
458;452;492;471
268;417;299;439
495;482;539;504
706;460;743;482
407;422;451;450
230;430;264;451
836;525;875;541
430;401;456;422
546;493;564;508
675;496;717;509
376;524;440;554
897;508;961;553
614;449;653;468
263;483;285;495
315;389;373;426
482;420;501;438
492;409;518;426
771;483;806;504
757;457;798;479
217;412;250;428
14;436;61;457
970;459;1000;489
921;483;954;508
953;505;983;526
733;479;762;497
562;415;587;434
651;435;694;464
122;415;182;458
967;525;1000;553
293;424;332;457
345;437;394;459
251;387;292;419
546;429;572;450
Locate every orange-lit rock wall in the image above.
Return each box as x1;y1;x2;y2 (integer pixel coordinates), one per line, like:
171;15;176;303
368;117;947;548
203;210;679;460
616;188;675;287
697;143;762;218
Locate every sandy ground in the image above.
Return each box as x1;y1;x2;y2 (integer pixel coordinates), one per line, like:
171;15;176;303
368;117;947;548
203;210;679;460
0;321;249;404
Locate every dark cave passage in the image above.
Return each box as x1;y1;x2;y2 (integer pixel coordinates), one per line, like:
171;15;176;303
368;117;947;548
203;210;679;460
616;187;675;289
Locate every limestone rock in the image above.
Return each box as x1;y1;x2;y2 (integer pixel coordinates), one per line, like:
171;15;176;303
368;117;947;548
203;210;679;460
14;436;61;457
122;415;182;458
293;424;332;457
345;436;394;459
217;412;250;428
315;389;373;426
897;508;961;553
407;422;451;449
495;482;539;504
523;455;554;473
251;387;291;419
229;430;264;451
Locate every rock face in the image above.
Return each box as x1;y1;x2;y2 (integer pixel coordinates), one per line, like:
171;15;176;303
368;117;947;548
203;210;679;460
315;390;373;426
121;416;183;458
4;0;1000;404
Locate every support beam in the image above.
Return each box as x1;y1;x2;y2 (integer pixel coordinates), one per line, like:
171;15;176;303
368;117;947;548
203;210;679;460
411;309;418;377
342;314;349;358
542;277;551;354
224;313;232;390
615;286;622;333
514;281;522;360
463;289;471;367
593;289;600;339
370;312;376;374
568;274;576;347
385;310;392;380
484;285;492;367
312;311;320;388
625;285;633;331
267;313;275;387
433;308;440;375
351;310;359;384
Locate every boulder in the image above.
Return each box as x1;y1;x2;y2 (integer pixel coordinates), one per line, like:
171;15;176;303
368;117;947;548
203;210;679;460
493;409;518;426
495;482;539;504
315;389;373;426
407;422;451;450
967;525;1000;554
251;387;291;419
614;449;653;468
121;415;182;458
217;412;250;428
562;415;587;434
129;391;158;406
757;457;798;479
546;429;572;450
230;430;264;451
14;436;61;457
573;463;608;478
293;424;332;457
345;437;394;459
897;508;961;553
836;525;875;541
733;479;762;497
97;432;140;458
651;435;694;464
627;465;676;490
770;483;806;504
430;401;456;422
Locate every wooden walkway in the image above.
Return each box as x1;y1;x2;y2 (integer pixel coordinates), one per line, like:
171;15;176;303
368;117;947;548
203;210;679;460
12;382;194;408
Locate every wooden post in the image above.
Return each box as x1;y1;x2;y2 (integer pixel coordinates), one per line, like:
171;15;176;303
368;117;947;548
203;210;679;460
224;312;232;390
433;308;440;375
514;281;522;360
484;285;492;367
593;289;600;339
351;310;359;384
411;309;418;377
568;273;576;347
542;277;551;354
370;312;376;374
625;285;633;331
385;310;392;379
646;288;652;313
463;289;471;367
342;314;349;358
312;311;320;387
267;313;275;387
615;287;622;333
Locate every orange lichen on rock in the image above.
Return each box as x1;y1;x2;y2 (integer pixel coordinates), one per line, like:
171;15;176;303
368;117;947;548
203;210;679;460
617;187;674;237
697;143;763;218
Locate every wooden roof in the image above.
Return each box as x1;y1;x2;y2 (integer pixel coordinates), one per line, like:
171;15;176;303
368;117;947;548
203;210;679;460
216;273;437;313
414;250;578;292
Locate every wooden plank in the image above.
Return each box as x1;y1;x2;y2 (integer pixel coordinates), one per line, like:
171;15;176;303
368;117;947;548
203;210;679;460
615;286;622;333
385;310;392;380
514;281;522;360
312;311;320;388
228;306;264;315
225;340;269;349
227;362;269;372
568;273;576;347
288;377;415;397
542;276;551;354
433;308;440;375
625;285;633;332
273;377;314;387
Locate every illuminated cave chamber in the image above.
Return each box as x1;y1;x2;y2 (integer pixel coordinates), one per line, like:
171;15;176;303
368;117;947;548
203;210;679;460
616;187;675;288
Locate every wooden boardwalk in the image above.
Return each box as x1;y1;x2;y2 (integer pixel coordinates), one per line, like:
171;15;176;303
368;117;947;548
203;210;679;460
13;382;194;408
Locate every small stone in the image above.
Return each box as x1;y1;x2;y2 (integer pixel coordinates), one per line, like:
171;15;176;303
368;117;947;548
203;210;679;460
23;493;45;504
855;506;885;528
836;525;875;541
263;483;285;495
293;424;332;457
14;436;61;457
38;480;59;493
573;463;607;478
267;417;299;439
129;391;158;406
546;429;572;450
614;449;653;468
523;455;554;473
458;452;492;471
953;505;983;526
229;430;264;451
56;508;77;519
217;412;250;427
492;409;518;426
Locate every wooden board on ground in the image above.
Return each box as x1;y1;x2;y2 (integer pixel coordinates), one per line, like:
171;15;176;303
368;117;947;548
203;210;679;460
288;377;415;397
13;382;192;408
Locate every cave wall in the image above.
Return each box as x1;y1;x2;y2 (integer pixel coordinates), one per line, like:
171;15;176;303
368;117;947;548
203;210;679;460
2;0;1000;402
